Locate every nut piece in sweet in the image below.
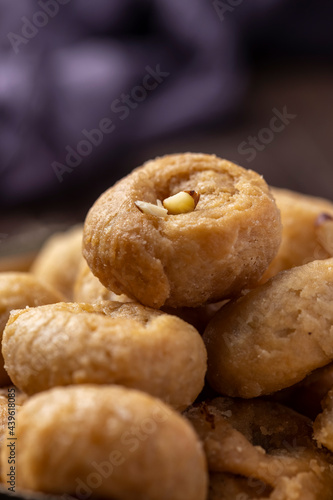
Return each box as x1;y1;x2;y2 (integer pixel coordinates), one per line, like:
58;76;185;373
83;153;282;309
315;213;333;256
163;190;200;215
134;200;168;217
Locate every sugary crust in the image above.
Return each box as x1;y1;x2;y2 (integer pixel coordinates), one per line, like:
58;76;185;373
262;188;333;282
0;272;64;386
31;225;83;299
0;385;208;500
2;301;207;409
204;259;333;398
185;398;333;500
83;153;281;308
74;259;131;304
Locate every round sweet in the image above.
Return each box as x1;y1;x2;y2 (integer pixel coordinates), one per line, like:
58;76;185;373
0;272;64;386
204;258;333;398
261;188;333;283
73;259;131;304
83;153;281;308
2;301;207;409
0;385;208;499
314;388;333;452
184;397;333;500
31;225;83;299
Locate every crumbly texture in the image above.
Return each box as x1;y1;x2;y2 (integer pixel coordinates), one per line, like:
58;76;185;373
74;258;131;303
204;259;333;398
83;153;281;308
2;301;207;410
261;188;333;283
184;397;333;500
0;385;208;500
0;272;64;386
31;225;83;299
314;388;333;452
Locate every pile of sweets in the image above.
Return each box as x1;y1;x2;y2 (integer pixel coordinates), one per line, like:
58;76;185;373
1;154;333;500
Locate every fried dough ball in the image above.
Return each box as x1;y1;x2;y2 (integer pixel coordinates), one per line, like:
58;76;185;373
83;153;281;308
184;397;333;500
0;385;208;500
0;272;64;386
204;259;333;398
261;188;333;283
2;301;207;410
73;259;131;304
31;225;83;299
314;388;333;452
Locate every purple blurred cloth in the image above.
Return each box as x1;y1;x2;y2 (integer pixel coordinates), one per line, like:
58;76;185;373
0;0;332;205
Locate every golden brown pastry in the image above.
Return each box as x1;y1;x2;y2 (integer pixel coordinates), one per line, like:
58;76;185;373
1;385;208;500
2;301;207;410
0;272;64;386
185;397;333;500
261;188;333;282
83;153;281;308
204;259;333;398
31;225;83;299
73;259;131;303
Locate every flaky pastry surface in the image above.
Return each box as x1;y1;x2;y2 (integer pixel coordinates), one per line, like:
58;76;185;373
83;153;281;308
204;259;333;398
3;301;206;409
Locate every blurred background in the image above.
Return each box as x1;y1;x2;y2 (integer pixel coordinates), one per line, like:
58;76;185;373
1;0;333;262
